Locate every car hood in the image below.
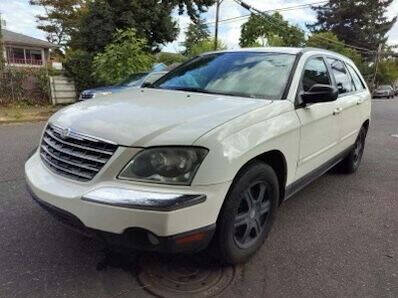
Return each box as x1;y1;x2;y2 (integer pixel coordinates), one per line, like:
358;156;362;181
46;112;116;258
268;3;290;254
50;88;271;147
83;85;128;94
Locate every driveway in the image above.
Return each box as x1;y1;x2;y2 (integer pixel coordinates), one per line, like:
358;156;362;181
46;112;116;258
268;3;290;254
0;99;397;297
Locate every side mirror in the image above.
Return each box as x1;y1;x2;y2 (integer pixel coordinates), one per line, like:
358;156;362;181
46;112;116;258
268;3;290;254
141;82;152;88
301;84;339;105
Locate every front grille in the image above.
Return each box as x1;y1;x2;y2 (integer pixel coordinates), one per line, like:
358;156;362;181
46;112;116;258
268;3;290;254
40;124;118;182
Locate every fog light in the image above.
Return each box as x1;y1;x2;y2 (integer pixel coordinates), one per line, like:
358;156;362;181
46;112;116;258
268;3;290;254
147;233;160;245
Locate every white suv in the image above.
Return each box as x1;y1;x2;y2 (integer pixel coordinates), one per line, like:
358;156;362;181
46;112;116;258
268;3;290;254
25;48;371;264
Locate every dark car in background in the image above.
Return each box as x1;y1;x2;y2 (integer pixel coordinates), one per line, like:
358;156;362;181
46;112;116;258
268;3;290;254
79;71;168;101
373;85;395;99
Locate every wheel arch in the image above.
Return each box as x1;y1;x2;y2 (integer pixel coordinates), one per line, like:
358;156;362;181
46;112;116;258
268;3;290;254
362;119;370;132
227;150;288;206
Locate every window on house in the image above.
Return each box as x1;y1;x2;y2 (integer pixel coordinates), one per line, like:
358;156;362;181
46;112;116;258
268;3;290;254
26;49;42;63
5;47;43;65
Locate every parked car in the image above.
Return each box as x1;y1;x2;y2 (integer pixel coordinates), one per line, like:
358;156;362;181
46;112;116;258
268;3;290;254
25;48;371;264
79;71;168;101
373;85;394;99
394;86;398;96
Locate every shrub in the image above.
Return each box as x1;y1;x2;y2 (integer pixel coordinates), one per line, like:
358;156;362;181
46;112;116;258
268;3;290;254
92;29;154;85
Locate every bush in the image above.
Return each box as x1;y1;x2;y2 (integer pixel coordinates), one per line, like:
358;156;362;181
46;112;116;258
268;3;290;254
64;49;97;93
0;67;51;105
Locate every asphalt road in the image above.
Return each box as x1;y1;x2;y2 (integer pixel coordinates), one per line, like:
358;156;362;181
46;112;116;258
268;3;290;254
0;98;397;298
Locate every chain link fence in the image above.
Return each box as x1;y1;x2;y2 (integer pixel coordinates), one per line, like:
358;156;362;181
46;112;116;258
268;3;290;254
0;66;51;105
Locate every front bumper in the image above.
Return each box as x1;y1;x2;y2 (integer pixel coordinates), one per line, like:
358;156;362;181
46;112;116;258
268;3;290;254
27;184;215;253
25;151;231;251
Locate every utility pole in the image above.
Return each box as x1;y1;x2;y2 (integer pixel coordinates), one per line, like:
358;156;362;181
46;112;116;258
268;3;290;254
372;44;383;90
214;0;223;50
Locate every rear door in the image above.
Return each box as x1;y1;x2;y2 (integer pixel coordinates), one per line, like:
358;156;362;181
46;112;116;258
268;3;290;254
295;56;340;179
326;58;362;151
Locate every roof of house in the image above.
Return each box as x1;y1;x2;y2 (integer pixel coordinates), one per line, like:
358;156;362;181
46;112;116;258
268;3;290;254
1;29;57;48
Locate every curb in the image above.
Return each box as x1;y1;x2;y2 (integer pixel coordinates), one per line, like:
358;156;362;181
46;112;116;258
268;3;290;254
0;116;50;125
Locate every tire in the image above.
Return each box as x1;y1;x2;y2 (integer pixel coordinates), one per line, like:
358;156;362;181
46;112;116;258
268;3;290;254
340;127;367;174
214;161;279;264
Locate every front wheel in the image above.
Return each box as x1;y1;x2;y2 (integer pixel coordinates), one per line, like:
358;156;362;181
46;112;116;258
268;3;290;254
214;162;279;264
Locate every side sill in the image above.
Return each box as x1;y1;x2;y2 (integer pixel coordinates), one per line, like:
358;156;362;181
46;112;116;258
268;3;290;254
284;145;353;201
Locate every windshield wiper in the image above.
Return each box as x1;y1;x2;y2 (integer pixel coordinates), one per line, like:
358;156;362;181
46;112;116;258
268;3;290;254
158;86;260;99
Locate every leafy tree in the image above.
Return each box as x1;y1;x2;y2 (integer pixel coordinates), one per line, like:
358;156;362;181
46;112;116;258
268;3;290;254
92;29;154;85
29;0;86;49
240;13;305;48
376;58;398;85
172;0;216;21
64;49;96;92
308;0;397;51
307;32;363;65
0;15;4;70
156;52;187;66
182;18;210;55
306;32;372;81
31;0;215;52
187;38;226;57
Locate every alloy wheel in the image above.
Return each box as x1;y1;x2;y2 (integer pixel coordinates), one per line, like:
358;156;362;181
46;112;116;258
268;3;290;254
353;131;365;166
233;181;271;249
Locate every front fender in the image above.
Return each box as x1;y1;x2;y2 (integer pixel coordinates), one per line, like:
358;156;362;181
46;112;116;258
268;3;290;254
192;101;301;186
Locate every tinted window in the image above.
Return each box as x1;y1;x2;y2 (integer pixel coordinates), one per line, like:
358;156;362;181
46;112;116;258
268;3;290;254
302;57;331;92
327;58;355;94
346;64;365;91
153;52;297;100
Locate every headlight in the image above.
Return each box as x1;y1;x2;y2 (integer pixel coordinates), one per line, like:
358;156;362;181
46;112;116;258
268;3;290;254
119;147;208;185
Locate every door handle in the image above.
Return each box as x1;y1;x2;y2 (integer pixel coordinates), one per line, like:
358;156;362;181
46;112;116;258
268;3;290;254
333;107;342;115
357;99;365;105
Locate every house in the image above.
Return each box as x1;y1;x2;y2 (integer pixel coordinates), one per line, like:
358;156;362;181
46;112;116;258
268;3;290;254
1;29;57;67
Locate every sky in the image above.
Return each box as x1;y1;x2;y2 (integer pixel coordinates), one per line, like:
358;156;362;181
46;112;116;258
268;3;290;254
1;0;397;52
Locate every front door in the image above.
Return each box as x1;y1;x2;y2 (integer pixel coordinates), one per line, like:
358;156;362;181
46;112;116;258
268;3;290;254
295;56;340;179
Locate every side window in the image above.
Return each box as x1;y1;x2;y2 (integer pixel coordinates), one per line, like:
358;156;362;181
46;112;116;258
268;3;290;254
302;57;331;92
346;64;365;91
327;58;355;95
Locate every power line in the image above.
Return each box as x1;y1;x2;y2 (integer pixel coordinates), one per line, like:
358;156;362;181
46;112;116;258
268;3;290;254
231;0;376;54
205;1;329;26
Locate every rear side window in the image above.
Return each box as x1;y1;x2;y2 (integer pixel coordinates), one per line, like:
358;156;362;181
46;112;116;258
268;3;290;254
346;64;365;91
302;57;331;92
327;58;355;95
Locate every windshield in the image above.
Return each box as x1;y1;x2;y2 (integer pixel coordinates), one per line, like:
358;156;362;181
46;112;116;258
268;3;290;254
119;73;147;87
152;52;297;100
379;85;391;90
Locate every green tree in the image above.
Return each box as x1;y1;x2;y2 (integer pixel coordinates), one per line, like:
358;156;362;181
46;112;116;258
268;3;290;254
182;18;210;55
240;13;305;48
29;0;86;49
0;15;4;70
308;0;397;51
156;52;187;66
64;49;96;92
377;59;398;85
92;29;154;85
187;38;227;57
307;32;363;65
31;0;215;52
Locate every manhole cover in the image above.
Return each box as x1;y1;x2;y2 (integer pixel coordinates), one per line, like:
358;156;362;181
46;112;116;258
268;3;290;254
138;254;236;297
